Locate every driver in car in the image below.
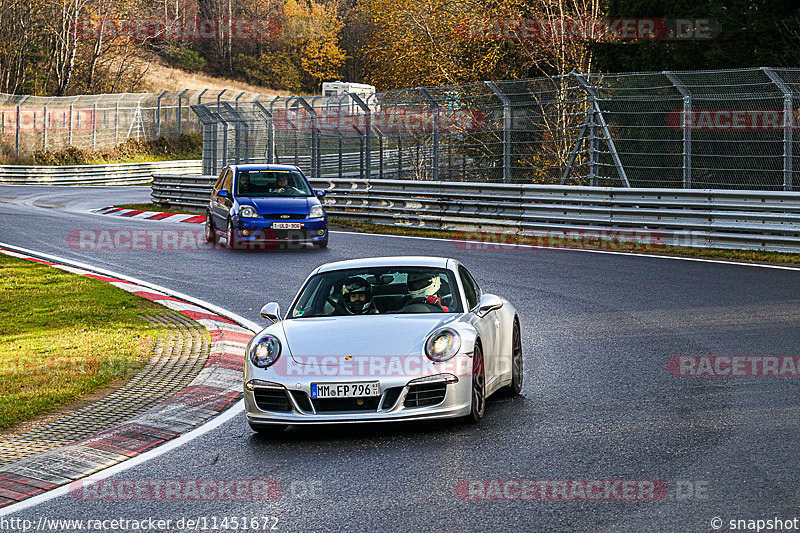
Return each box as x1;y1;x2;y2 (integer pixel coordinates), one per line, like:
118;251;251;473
404;272;450;312
341;277;378;315
272;174;297;194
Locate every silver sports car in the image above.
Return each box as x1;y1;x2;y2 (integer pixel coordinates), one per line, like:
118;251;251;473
244;256;522;432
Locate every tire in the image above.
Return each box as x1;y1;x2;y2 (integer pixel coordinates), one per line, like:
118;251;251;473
248;422;288;434
204;213;217;243
226;219;238;250
500;319;523;396
314;238;328;249
465;343;486;423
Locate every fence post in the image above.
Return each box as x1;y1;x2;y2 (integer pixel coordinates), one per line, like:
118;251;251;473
136;102;141;141
92;103;97;148
68;104;74;147
589;105;599;186
378;129;384;179
252;100;274;164
267;97;280;164
220;117;229;169
418;88;439;180
177;89;189;136
286;98;299;166
234;91;245;110
486;81;512;183
220;103;242;164
762;67;794;190
665;71;692;188
197;89;209;132
156;91;167;136
337;97;344;178
114;102;120;144
571;70;630;187
348;93;371;179
290;97;319;179
42;98;53;151
217;89;227;112
15;104;21;156
311;96;321;178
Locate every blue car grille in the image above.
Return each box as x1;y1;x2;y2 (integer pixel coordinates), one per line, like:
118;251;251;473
267;213;306;220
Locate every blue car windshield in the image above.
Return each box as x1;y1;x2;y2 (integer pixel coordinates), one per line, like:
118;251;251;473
236;170;312;197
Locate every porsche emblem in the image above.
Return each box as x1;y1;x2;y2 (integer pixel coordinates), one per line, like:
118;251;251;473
344;355;353;361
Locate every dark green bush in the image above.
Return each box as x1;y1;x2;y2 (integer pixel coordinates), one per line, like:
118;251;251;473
161;46;207;73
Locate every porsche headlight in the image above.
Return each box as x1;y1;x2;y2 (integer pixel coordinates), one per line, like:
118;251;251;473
240;205;259;218
425;328;461;362
308;205;324;219
250;335;281;368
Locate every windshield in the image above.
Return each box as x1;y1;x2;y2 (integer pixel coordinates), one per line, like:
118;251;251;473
288;267;463;318
236;170;313;197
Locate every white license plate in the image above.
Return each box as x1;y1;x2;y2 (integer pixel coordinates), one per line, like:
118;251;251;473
311;382;380;399
272;222;302;230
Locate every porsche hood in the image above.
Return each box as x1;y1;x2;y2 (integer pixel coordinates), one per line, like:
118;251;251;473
279;314;454;365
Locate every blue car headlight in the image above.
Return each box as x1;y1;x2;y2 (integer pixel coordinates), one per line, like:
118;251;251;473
425;328;461;362
309;205;325;219
250;335;281;368
240;206;259;218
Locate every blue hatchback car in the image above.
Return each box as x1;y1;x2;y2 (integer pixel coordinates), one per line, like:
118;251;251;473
205;164;328;249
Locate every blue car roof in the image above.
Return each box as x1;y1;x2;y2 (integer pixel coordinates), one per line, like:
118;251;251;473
231;164;302;172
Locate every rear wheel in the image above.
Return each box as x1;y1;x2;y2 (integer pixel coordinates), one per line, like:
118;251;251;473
248;422;288;434
500;320;523;396
465;343;486;423
205;213;216;243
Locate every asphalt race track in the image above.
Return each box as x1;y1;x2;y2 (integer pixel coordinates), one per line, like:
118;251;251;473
2;185;800;532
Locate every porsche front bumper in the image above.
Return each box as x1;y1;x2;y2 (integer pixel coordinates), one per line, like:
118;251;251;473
244;374;472;425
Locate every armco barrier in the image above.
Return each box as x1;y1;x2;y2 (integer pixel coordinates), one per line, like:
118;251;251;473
0;160;202;185
151;174;800;253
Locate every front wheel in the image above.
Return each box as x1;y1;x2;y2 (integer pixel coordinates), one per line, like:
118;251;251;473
465;343;486;423
500;320;523;396
226;219;238;249
313;238;328;249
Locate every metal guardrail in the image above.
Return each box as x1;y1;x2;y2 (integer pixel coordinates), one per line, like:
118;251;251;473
151;174;800;252
0;160;202;185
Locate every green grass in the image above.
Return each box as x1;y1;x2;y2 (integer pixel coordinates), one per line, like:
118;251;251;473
0;255;172;429
330;217;800;266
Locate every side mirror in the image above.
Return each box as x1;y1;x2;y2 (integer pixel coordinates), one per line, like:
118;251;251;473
217;189;229;198
315;189;326;198
260;302;281;323
475;294;503;317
